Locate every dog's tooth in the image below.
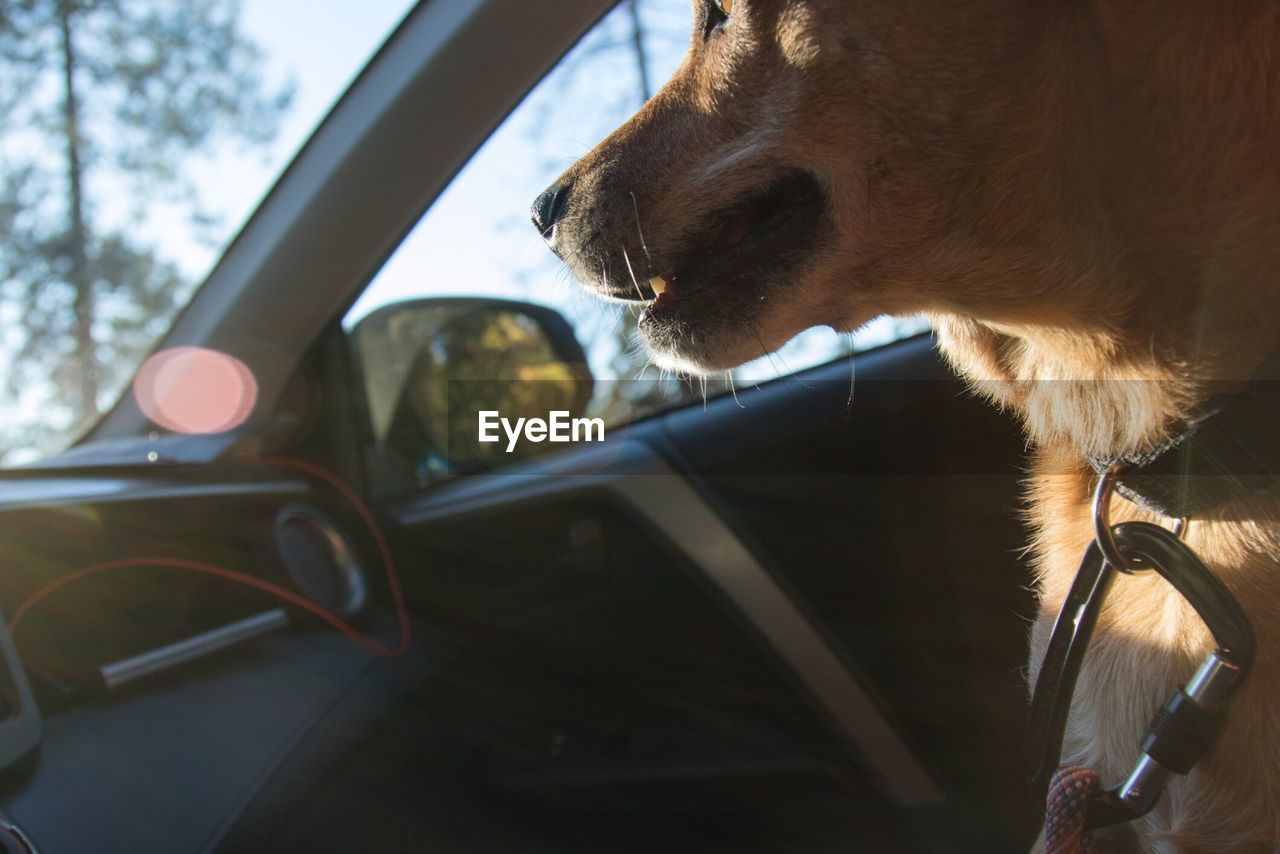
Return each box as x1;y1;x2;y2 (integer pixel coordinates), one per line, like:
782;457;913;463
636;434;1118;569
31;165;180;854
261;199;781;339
650;276;668;296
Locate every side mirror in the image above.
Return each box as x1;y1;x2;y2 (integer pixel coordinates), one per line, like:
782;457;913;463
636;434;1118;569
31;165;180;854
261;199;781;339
350;297;593;489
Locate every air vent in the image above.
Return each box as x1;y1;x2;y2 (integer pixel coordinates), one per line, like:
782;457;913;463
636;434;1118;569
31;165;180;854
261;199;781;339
273;504;368;618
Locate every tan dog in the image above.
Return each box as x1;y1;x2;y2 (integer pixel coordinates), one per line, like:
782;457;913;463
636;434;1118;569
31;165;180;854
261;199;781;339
534;1;1280;849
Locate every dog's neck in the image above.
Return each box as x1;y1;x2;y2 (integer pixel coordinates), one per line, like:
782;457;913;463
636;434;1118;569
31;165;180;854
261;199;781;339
930;317;1188;463
927;5;1280;466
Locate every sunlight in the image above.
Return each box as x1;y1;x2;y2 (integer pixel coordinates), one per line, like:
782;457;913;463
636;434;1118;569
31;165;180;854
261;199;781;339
132;347;258;435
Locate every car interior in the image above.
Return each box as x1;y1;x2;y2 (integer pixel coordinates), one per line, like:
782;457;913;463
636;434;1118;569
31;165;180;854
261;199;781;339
0;1;1045;851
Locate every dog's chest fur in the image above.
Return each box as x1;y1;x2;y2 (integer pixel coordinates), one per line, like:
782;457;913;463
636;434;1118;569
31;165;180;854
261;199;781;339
934;319;1280;850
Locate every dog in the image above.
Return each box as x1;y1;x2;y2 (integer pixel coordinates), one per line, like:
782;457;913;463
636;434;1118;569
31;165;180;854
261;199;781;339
533;1;1280;850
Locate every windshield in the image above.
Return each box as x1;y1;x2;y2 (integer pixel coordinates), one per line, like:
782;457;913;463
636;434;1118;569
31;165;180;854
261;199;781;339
0;0;416;467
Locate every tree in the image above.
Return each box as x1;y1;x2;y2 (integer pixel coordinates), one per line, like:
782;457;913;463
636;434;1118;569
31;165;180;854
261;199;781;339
0;0;292;462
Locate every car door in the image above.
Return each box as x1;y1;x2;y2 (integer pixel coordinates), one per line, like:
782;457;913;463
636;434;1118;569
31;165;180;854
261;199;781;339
0;1;1041;852
302;336;1041;853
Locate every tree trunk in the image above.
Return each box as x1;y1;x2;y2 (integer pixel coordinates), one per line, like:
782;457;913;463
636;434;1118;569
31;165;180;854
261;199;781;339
625;0;651;103
57;0;98;421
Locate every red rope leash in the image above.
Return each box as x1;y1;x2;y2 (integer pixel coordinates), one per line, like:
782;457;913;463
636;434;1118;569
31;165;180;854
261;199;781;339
1044;765;1100;854
7;457;412;660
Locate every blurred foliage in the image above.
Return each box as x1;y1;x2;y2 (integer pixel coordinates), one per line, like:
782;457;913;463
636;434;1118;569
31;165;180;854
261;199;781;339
0;0;292;464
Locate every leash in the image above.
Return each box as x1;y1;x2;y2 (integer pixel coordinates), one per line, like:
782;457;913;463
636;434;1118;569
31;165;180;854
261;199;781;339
1044;766;1100;853
1027;466;1256;845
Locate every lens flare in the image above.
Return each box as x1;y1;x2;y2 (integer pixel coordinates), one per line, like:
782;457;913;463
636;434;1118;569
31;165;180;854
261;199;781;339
133;346;257;435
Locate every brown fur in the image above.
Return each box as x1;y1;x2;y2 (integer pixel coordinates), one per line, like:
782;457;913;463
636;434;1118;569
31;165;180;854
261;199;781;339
543;2;1280;848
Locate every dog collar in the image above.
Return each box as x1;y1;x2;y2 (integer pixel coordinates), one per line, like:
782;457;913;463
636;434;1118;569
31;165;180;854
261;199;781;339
1089;350;1280;518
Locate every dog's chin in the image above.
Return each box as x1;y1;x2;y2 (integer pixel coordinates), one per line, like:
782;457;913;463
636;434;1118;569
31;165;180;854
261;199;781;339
584;170;832;374
640;323;765;375
636;293;807;374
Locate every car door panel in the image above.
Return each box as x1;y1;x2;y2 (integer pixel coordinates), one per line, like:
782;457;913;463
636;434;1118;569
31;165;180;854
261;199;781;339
353;333;1039;850
655;336;1038;838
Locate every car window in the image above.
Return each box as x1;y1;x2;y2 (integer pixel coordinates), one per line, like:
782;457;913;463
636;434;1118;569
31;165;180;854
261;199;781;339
344;0;927;431
0;0;416;467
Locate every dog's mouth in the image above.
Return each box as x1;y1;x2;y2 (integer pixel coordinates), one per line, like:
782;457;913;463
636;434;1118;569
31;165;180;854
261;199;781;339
621;170;829;320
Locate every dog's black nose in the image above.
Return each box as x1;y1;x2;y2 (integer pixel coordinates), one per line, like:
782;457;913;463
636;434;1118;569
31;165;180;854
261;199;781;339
531;180;572;243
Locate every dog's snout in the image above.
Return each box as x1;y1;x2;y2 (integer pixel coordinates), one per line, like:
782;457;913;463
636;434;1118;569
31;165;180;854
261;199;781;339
531;180;573;245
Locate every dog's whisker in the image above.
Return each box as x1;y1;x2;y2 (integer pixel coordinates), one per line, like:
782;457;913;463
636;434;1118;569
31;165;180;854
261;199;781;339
769;345;814;390
621;246;647;304
845;334;857;417
726;370;744;409
629;191;653;269
749;326;784;380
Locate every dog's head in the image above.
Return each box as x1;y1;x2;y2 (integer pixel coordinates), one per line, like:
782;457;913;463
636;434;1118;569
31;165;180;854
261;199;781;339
533;0;1051;374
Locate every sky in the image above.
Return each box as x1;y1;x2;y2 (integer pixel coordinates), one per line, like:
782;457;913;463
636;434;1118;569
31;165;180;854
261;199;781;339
159;0;417;282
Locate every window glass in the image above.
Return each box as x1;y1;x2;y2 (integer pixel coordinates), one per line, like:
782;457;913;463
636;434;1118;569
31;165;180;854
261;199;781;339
345;0;927;429
0;0;415;466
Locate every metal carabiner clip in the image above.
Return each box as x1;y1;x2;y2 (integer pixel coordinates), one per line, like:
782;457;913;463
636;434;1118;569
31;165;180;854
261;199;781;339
1092;464;1190;572
1084;523;1254;827
1029;516;1255;829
